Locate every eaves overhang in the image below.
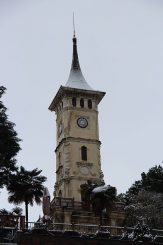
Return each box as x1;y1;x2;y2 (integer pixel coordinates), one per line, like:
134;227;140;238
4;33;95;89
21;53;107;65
48;86;106;112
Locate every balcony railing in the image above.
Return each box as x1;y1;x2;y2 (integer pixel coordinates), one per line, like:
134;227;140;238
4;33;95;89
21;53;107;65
0;222;163;243
23;222;163;237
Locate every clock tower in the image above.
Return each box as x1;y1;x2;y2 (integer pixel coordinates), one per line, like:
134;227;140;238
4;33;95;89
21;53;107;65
49;34;105;203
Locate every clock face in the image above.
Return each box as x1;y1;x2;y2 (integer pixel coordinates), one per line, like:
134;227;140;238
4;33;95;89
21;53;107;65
77;117;88;128
80;166;89;175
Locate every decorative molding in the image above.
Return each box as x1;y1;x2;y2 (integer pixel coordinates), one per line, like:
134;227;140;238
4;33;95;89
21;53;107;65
55;137;101;152
76;162;93;167
49;86;105;112
76;162;96;177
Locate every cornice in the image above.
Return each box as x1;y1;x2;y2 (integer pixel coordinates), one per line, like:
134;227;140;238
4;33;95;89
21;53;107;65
49;86;105;112
55;137;101;152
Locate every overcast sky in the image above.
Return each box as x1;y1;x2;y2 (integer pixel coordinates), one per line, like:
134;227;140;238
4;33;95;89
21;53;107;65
0;0;163;222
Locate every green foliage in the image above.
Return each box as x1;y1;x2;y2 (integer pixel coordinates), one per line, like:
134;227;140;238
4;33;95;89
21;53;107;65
141;165;163;193
0;207;23;216
0;86;47;224
7;166;47;223
0;86;21;188
123;165;163;229
126;165;163;198
91;185;117;215
12;207;23;216
124;190;163;228
80;180;105;210
0;208;12;215
80;181;117;225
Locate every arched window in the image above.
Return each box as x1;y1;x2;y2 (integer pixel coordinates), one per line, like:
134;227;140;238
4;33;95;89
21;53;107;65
80;98;84;108
88;99;92;109
72;97;76;107
81;146;87;161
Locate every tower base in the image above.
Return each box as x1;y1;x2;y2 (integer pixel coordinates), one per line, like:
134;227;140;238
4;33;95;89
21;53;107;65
50;197;125;229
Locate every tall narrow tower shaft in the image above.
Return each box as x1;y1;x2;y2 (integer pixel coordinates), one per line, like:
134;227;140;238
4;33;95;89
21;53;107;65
49;34;105;202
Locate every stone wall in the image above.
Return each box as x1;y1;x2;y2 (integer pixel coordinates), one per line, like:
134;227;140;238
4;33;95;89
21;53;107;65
16;230;159;245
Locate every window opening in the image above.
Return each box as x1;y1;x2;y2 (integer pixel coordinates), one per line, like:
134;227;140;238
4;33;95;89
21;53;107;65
81;146;87;161
80;98;84;108
88;99;92;109
72;97;76;107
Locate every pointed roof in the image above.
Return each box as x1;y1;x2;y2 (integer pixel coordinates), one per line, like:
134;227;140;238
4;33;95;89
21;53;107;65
65;35;93;91
49;33;106;112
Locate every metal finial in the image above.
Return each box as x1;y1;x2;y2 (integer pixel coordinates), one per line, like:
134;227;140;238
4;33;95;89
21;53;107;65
73;12;75;37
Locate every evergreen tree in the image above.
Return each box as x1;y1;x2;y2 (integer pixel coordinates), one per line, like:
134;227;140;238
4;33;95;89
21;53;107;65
12;207;23;216
91;185;117;225
0;208;12;215
80;181;117;226
80;180;99;210
0;86;21;188
7;166;47;227
124;189;163;228
0;207;23;216
123;165;163;229
141;165;163;193
125;165;163;198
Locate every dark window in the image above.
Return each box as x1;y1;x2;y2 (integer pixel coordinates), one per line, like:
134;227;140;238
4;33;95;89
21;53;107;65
80;98;84;108
81;146;87;161
72;97;76;107
88;99;92;109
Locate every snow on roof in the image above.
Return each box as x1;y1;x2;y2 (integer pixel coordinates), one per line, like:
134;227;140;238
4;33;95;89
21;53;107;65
92;185;110;194
65;35;93;91
66;69;93;90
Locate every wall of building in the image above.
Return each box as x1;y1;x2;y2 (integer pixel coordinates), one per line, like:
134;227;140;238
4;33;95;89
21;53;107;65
17;231;156;245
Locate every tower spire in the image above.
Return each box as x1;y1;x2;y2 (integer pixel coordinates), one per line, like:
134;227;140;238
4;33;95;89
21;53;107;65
71;34;81;70
73;12;75;38
71;13;80;71
65;20;93;90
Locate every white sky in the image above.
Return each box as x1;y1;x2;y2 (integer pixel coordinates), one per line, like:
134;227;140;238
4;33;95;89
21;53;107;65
0;0;163;222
